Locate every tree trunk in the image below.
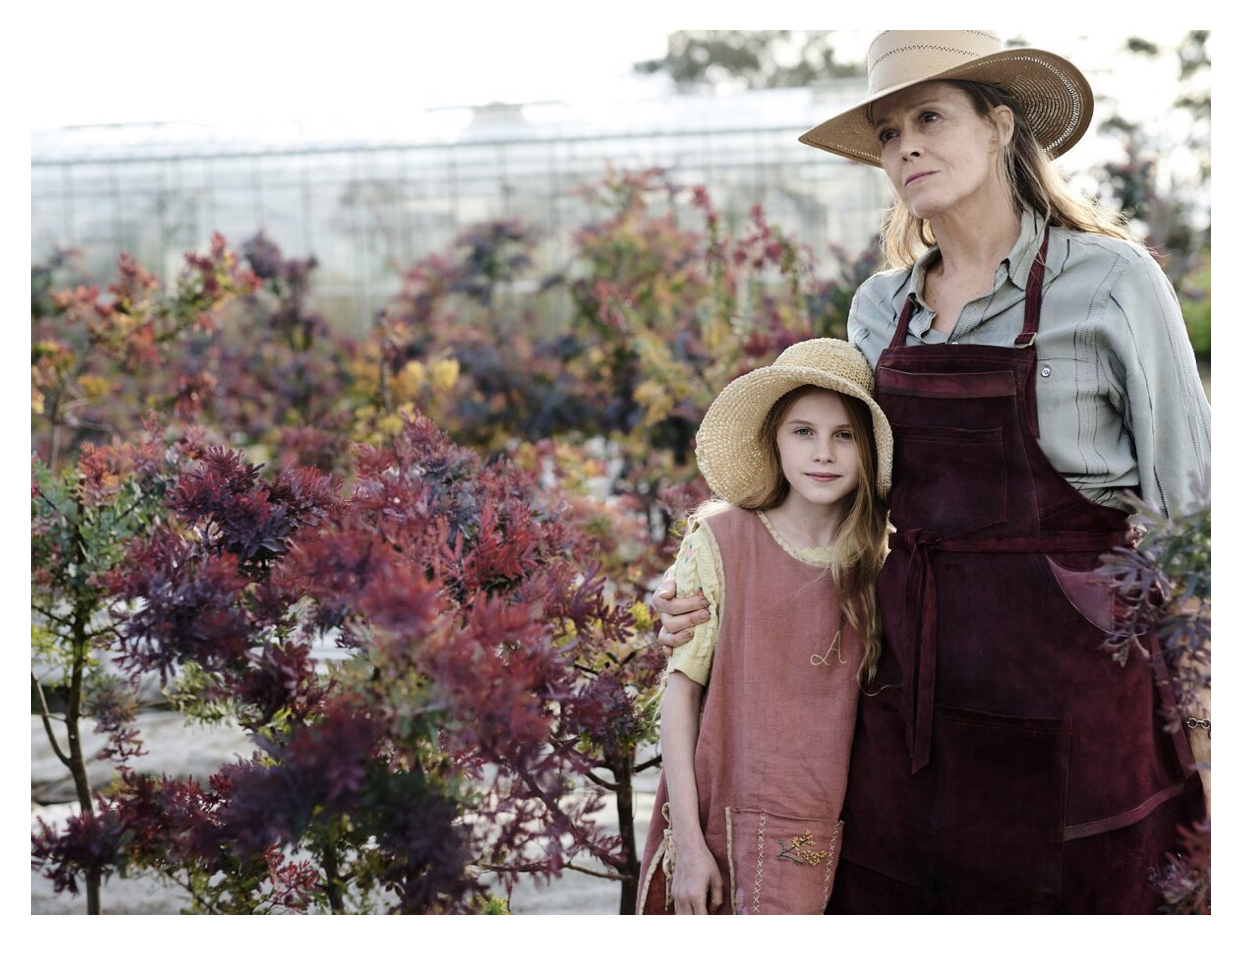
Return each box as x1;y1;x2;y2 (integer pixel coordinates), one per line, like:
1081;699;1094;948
48;392;63;473
321;841;345;914
611;757;640;915
67;600;100;914
378;338;391;413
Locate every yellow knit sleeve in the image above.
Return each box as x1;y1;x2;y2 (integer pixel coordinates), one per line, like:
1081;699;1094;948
666;521;723;687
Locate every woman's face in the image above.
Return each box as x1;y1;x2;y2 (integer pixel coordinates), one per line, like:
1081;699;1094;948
871;82;1010;220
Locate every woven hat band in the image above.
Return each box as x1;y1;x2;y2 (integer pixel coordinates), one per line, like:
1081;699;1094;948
868;31;1003;94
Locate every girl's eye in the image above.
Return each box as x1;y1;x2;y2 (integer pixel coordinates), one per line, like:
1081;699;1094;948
836;430;854;441
793;427;813;437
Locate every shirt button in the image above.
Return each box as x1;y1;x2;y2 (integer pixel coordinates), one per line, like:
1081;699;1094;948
1040;366;1052;378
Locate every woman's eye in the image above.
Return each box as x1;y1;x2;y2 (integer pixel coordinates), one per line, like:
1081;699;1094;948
877;128;897;144
793;427;813;437
920;111;939;123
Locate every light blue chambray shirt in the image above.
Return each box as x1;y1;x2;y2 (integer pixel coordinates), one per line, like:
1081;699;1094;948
848;208;1210;517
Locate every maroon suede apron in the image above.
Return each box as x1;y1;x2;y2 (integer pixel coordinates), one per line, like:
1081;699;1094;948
826;231;1205;913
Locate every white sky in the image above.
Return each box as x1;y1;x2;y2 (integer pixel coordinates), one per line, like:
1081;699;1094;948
23;12;1214;240
19;8;1210;136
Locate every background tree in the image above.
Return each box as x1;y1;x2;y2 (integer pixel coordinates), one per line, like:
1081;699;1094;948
1096;33;1210;296
634;30;862;91
31;430;174;914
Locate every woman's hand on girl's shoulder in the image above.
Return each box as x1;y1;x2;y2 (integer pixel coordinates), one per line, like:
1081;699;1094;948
671;840;724;915
652;567;711;652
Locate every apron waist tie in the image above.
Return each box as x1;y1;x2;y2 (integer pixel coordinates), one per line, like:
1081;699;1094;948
890;528;1133;774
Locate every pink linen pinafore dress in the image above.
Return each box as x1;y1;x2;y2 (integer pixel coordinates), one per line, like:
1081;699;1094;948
826;230;1205;913
637;507;862;915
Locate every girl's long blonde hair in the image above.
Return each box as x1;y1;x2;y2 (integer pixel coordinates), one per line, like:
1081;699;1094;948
689;384;888;682
879;80;1135;270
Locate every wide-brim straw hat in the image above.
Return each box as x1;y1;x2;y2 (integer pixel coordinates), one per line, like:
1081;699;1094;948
696;338;893;504
800;30;1093;167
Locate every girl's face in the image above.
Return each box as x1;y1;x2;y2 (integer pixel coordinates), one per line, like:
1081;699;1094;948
871;81;1010;221
774;390;860;511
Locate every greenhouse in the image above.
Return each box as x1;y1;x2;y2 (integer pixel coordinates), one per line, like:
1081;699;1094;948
32;80;887;331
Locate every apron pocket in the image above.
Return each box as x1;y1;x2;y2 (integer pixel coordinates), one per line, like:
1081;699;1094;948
1041;554;1118;634
930;706;1070;904
725;807;843;914
890;425;1007;537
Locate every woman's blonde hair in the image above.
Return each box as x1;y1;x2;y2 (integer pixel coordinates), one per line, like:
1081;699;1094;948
689;384;887;682
879;80;1135;269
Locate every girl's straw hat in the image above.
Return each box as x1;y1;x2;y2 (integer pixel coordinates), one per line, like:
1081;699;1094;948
799;30;1093;167
696;338;893;504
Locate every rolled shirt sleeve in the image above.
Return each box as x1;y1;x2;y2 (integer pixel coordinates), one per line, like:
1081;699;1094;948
1103;247;1211;517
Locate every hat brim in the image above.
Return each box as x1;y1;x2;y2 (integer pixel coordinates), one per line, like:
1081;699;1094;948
799;47;1093;167
695;366;893;504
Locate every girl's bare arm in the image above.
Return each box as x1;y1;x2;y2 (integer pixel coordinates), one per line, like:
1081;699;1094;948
662;671;723;913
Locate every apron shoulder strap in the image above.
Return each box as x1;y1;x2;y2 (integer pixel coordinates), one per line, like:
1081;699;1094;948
890;293;917;349
1014;227;1051;348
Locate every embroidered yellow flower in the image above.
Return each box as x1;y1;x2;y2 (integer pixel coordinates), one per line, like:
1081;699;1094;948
776;830;829;867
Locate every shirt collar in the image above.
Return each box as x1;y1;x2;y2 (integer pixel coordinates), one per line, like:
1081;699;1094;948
901;204;1056;309
1004;205;1047;290
908;243;940;305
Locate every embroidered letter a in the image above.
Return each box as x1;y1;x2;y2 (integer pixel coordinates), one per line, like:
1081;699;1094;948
810;630;847;667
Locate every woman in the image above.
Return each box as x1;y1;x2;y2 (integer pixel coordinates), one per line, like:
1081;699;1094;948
653;30;1210;913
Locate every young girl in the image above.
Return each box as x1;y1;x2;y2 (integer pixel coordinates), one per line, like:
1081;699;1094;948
636;338;892;915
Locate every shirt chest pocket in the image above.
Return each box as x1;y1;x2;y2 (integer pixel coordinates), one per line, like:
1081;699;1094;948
1032;355;1131;479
